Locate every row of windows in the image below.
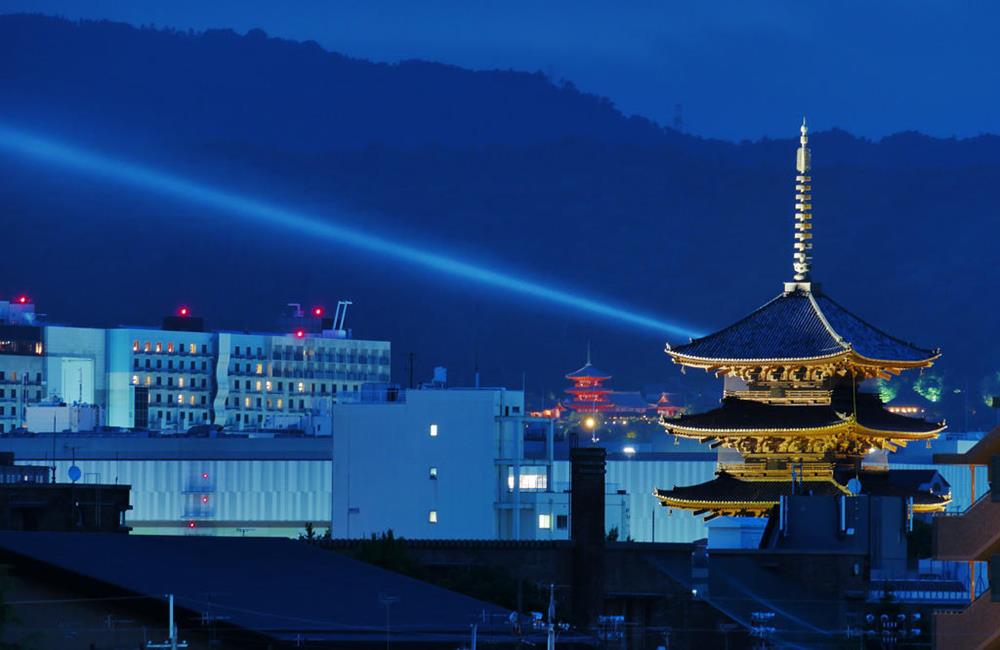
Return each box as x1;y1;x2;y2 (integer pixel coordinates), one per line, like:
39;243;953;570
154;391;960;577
0;406;17;417
151;410;210;422
133;375;209;389
146;393;209;406
0;372;42;383
134;358;210;372
0;389;42;401
133;341;209;355
228;396;307;411
231;379;359;394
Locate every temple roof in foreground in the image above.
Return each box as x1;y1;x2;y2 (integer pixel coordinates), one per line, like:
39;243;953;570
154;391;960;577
655;468;951;518
667;289;939;369
664;392;944;438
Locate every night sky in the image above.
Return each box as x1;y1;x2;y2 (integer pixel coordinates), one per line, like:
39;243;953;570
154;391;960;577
2;0;999;140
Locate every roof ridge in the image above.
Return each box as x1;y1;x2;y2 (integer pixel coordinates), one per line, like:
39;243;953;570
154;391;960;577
805;290;850;352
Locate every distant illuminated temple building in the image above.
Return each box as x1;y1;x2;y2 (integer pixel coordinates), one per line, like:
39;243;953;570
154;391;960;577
560;352;684;419
655;121;949;519
564;352;615;413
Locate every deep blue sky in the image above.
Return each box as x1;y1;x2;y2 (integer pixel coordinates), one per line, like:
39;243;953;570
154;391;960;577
2;0;998;140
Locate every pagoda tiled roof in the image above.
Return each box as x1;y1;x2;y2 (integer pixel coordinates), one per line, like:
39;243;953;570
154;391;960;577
566;363;611;379
666;392;944;436
668;288;938;366
655;472;847;504
655;468;950;510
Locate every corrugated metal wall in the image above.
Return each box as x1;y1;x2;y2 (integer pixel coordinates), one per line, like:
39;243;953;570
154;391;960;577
553;459;716;543
47;459;331;532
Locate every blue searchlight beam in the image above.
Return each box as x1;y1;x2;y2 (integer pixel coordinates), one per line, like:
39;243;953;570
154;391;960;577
0;125;702;339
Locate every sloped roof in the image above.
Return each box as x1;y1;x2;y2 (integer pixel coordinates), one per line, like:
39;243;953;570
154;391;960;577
666;392;944;436
566;362;611;379
668;289;938;366
656;469;950;509
0;532;513;644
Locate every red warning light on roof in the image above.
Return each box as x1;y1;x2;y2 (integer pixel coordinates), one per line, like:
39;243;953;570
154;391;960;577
188;521;197;529
178;306;190;317
294;329;306;339
15;295;28;305
201;472;209;479
313;307;324;317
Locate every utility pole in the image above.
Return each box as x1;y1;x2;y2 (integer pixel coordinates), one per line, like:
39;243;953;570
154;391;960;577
379;594;398;650
146;594;187;649
546;583;555;650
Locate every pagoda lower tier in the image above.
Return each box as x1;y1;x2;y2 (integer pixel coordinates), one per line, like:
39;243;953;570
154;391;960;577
654;466;951;519
661;391;944;462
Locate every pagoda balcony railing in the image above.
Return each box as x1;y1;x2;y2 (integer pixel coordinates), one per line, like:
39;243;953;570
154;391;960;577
716;461;835;480
723;389;831;405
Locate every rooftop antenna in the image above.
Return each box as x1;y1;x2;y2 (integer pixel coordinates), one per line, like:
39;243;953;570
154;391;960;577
333;300;352;331
790;117;813;288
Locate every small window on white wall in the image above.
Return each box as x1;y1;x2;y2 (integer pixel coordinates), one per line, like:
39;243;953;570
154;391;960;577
538;513;552;529
428;510;438;523
429;424;438;437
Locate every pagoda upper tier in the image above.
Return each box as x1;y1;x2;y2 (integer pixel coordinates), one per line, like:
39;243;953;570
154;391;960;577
664;389;945;460
666;287;939;381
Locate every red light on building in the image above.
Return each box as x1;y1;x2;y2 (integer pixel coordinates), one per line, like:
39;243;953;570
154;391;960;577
15;295;28;305
313;306;324;317
201;496;209;504
188;521;197;529
201;472;209;479
294;329;306;339
178;306;190;317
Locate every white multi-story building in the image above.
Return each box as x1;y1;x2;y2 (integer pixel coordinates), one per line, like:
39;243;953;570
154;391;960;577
0;298;44;433
0;298;390;434
331;386;650;541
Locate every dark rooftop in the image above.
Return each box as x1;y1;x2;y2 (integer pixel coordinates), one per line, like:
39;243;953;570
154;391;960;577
668;289;938;365
0;532;514;644
667;391;943;434
565;362;611;379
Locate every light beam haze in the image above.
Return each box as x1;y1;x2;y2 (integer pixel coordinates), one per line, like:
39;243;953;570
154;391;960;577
0;125;703;339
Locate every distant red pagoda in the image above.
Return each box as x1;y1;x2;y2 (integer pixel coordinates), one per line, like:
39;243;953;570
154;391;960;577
565;350;615;413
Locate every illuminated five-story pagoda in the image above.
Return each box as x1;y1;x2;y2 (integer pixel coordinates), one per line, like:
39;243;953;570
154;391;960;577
654;120;950;519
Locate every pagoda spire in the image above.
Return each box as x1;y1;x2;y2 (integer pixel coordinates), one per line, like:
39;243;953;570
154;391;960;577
792;118;813;285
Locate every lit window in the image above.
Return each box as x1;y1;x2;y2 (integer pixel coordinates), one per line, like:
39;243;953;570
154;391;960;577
429;467;438;480
244;397;251;408
167;343;175;353
256;363;263;375
132;340;139;352
144;341;151;352
429;424;438;437
277;398;283;409
178;377;185;388
131;375;139;385
265;381;272;391
538;514;552;529
144;376;151;386
255;380;262;391
155;342;162;353
428;510;438;524
189;343;197;354
189;395;196;405
298;382;305;393
177;394;184;404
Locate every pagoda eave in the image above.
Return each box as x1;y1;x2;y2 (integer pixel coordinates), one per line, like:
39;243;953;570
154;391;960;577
666;349;937;380
662;421;946;442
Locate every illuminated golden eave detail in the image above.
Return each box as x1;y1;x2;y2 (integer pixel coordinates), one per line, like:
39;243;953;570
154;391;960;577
662;417;946;442
665;347;939;378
